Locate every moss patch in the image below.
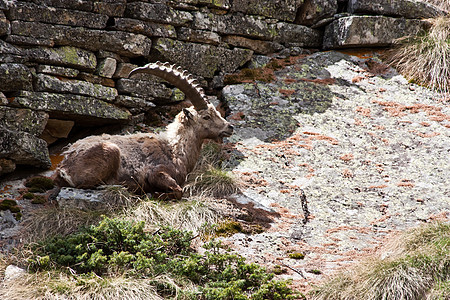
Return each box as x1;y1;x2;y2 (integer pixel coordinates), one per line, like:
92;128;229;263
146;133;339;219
25;176;54;193
0;199;21;220
288;252;305;260
215;220;244;236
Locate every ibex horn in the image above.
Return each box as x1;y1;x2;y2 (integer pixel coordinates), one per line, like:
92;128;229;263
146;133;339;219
128;62;208;111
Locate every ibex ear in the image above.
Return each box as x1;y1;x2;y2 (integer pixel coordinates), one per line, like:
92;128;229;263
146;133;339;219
183;108;193;120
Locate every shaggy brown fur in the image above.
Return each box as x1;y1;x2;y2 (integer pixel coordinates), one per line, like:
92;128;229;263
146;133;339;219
54;63;233;200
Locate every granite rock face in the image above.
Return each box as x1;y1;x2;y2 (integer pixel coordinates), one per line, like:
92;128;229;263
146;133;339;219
223;51;450;288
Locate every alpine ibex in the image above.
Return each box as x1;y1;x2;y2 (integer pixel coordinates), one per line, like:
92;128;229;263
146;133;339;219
54;62;234;199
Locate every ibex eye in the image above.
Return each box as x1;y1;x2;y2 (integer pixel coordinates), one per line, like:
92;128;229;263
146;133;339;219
203;115;211;120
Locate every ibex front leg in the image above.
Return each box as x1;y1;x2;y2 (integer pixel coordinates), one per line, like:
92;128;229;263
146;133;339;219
147;167;183;200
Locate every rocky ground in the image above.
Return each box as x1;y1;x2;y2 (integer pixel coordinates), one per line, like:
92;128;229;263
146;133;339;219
222;50;449;292
1;50;449;295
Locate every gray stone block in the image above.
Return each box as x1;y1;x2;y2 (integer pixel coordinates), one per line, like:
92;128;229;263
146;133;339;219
0;128;51;168
296;0;338;26
96;57;117;78
0;11;9;36
56;186;130;210
36;65;80;78
11;21;152;57
12;91;130;122
153;38;253;78
34;74;118;101
23;0;93;11
125;2;193;26
0;107;48;136
271;22;323;47
8;2;109;29
117;78;173;99
324;16;427;49
348;0;446;19
113;18;177;38
93;0;126;17
193;11;273;40
26;46;97;71
0;63;32;92
231;0;303;22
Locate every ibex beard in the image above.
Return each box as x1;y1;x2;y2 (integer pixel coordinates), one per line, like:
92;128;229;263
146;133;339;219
54;62;233;200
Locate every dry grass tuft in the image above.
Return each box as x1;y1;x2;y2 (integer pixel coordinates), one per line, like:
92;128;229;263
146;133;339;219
0;271;191;300
184;166;240;198
184;141;241;198
311;222;450;300
123;197;220;238
384;16;450;97
423;0;450;12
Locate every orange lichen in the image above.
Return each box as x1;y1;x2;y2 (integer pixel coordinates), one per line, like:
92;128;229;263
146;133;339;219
352;76;366;83
300;78;336;85
229;111;246;120
284;78;297;84
340;153;354;161
416;132;441;138
0;184;12;194
356;106;372;118
50;153;65;170
397;179;415;188
368;185;388;189
342;168;354;178
279;89;296;97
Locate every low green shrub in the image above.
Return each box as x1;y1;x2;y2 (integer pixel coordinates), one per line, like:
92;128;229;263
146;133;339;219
27;217;298;299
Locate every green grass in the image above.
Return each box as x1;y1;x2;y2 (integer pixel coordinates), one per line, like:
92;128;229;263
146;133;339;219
311;222;450;300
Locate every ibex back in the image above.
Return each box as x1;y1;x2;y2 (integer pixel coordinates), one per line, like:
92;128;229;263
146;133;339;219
54;62;234;199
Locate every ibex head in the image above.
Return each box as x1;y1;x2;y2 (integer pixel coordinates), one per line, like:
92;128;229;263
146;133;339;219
129;62;233;142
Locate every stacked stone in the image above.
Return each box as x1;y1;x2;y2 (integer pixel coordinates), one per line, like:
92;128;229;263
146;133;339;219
0;0;446;175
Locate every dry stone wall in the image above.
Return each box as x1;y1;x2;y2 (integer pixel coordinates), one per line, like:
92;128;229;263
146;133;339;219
0;0;447;175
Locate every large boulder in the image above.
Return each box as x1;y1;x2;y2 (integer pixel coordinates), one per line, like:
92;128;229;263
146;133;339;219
324;16;427;49
0;128;51;168
223;55;336;141
348;0;446;19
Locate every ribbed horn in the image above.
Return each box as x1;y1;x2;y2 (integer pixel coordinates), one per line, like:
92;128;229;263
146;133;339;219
128;61;208;111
